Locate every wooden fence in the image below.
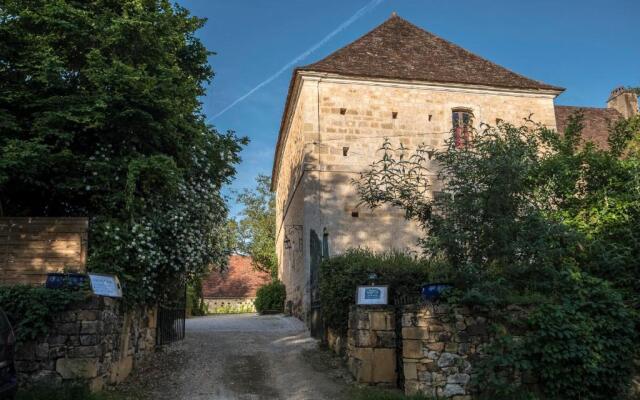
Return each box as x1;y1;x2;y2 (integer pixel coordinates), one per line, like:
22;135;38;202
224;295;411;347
0;217;88;285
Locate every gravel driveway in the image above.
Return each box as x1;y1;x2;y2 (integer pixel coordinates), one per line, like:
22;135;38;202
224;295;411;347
115;314;352;400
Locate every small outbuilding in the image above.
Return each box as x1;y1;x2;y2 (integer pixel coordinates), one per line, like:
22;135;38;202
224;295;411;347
202;254;271;313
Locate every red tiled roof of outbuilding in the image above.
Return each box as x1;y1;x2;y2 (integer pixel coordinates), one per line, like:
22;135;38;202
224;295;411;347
554;106;623;148
202;255;271;298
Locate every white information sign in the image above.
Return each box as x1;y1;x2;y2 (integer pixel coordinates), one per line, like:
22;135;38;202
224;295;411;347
356;285;388;305
88;273;123;298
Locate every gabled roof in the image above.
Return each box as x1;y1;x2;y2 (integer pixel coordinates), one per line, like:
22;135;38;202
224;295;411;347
271;15;565;190
299;14;563;91
555;106;623;149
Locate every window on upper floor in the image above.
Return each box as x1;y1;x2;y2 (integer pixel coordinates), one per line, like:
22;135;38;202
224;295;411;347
452;109;473;148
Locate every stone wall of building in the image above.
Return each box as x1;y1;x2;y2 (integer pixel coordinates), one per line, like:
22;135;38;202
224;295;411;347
314;77;557;258
15;296;156;391
275;79;318;322
275;74;559;326
346;305;397;386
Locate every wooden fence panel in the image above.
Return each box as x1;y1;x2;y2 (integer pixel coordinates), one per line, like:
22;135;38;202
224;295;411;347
0;217;88;286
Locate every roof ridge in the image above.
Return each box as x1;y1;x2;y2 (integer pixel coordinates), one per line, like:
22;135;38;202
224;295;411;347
300;15;563;91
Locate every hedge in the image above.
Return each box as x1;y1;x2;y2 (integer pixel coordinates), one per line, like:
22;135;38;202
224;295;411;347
319;249;443;334
254;281;286;313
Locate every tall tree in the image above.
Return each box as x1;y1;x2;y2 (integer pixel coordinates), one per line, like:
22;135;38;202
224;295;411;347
0;0;247;302
236;175;277;276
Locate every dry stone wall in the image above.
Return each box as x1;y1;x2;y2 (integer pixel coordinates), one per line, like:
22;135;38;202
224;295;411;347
401;304;490;399
15;296;156;391
344;304;536;399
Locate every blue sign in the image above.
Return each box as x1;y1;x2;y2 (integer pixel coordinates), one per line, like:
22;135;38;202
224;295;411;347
88;273;123;298
356;285;388;305
365;288;381;299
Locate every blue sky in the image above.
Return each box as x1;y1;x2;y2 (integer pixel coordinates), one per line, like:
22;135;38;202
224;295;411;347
176;0;640;217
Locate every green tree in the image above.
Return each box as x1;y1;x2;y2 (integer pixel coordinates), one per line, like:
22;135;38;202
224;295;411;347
356;122;574;296
0;0;247;303
536;112;640;307
355;115;640;399
235;175;277;276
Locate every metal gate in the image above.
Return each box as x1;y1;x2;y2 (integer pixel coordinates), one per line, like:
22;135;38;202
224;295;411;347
156;305;185;345
156;287;186;345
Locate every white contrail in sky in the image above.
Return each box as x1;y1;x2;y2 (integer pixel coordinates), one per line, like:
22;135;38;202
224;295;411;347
209;0;385;121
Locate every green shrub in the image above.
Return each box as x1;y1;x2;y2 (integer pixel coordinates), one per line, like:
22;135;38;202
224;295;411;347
186;282;208;317
476;271;637;400
0;285;86;343
254;281;286;313
319;249;440;335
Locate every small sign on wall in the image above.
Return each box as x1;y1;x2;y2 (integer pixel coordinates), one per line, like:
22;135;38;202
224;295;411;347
356;285;388;305
88;273;123;298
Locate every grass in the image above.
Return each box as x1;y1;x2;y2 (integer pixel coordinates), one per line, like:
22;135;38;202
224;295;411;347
348;387;434;400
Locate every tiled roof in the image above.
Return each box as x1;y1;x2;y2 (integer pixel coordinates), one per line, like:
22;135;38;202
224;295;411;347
202;255;271;299
555;106;623;148
271;15;564;190
300;15;563;91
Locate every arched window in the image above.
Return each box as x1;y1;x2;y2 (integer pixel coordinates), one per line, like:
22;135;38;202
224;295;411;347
452;109;473;148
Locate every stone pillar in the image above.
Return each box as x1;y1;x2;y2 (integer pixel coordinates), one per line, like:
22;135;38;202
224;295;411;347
347;305;397;386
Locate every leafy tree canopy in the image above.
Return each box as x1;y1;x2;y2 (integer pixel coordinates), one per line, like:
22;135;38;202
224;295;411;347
0;0;247;303
234;175;277;277
356;113;640;399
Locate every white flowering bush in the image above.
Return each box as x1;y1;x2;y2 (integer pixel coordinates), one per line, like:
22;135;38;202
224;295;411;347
88;136;244;304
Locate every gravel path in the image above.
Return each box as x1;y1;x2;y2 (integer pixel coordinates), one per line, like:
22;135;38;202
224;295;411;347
114;314;352;400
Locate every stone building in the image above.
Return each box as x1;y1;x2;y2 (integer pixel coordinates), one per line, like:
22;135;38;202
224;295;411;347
271;14;638;328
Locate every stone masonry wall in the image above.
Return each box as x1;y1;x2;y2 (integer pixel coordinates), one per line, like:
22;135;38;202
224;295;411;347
345;304;516;399
346;305;397;386
275;74;559;326
401;304;487;399
315;78;558;258
15;296;156;391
